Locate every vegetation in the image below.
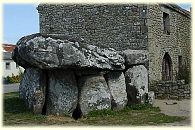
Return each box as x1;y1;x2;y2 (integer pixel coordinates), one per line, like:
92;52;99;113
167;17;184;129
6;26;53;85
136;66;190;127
5;69;24;84
84;104;184;126
3;92;185;126
177;66;191;84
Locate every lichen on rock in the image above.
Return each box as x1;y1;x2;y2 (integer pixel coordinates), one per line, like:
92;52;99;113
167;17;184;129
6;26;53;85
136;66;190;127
13;33;125;70
19;67;46;114
106;71;127;111
78;75;111;115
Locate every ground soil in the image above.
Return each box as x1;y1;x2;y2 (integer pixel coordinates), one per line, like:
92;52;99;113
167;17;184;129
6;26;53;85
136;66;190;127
154;99;191;126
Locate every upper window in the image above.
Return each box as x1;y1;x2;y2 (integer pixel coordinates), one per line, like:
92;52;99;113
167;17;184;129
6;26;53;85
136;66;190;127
163;12;170;35
6;62;11;70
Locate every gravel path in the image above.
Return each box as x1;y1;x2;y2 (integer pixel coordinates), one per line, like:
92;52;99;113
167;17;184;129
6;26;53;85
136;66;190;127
3;83;19;93
154;99;191;126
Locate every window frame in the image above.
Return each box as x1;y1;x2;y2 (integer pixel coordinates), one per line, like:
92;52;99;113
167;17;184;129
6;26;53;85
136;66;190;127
6;62;11;70
163;12;170;35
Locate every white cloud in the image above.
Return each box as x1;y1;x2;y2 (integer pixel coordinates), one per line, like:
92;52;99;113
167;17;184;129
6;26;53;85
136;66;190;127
3;40;10;44
3;40;15;44
187;8;191;12
33;3;39;8
177;4;191;11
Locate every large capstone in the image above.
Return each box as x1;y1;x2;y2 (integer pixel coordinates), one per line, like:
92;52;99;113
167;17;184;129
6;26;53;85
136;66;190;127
46;69;78;116
78;75;111;115
125;65;148;105
122;49;148;68
13;33;125;70
19;68;46;114
105;71;127;111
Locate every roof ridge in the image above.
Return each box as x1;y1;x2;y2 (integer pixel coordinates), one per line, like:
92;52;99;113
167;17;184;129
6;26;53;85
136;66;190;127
162;4;191;18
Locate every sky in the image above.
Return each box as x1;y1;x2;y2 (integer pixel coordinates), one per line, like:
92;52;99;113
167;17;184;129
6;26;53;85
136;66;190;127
3;3;192;44
3;4;39;44
177;3;191;11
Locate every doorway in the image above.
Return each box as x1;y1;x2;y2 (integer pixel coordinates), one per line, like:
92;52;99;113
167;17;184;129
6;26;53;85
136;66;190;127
162;53;172;80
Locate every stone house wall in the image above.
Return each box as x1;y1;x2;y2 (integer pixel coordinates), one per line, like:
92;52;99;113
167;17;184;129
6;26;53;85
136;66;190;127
147;4;191;83
37;4;191;84
150;80;191;99
37;4;148;51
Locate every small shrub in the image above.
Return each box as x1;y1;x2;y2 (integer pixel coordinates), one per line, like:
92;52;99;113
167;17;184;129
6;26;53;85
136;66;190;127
6;71;24;84
177;65;191;84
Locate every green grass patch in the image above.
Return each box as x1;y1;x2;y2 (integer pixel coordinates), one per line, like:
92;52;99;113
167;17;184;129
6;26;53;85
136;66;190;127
82;104;185;126
3;92;186;126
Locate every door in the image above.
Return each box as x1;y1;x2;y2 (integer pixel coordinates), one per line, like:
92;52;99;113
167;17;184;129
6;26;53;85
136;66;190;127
162;53;172;80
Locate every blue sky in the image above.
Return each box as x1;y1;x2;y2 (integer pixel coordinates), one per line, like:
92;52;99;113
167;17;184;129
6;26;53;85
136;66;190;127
177;3;191;11
3;3;192;44
3;4;39;44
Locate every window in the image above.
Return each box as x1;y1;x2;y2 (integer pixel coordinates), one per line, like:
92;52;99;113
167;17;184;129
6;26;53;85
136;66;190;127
6;62;11;70
163;12;170;35
162;53;172;80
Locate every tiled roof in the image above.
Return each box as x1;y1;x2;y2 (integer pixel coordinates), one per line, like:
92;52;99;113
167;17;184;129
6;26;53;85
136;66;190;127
2;44;16;53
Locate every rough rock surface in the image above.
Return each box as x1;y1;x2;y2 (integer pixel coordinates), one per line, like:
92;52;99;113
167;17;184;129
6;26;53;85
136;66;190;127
122;49;148;66
13;33;125;70
78;75;111;115
125;65;148;104
75;69;108;77
125;84;140;105
46;69;78;116
148;91;155;105
106;71;127;111
19;68;46;114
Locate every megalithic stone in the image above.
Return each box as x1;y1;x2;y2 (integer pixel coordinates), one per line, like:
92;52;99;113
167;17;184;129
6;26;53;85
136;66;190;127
46;69;78;117
78;75;111;116
19;67;46;114
122;49;149;68
105;71;127;111
125;65;148;105
13;33;125;71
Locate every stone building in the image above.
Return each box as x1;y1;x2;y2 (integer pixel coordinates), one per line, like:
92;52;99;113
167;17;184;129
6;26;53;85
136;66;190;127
2;44;24;78
37;4;191;84
147;4;191;83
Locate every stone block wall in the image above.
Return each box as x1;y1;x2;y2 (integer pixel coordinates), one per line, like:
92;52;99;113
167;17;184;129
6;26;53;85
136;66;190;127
150;80;191;100
147;4;191;83
37;4;148;51
37;4;191;84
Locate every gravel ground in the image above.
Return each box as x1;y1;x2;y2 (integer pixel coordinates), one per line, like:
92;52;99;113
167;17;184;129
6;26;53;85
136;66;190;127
154;99;191;126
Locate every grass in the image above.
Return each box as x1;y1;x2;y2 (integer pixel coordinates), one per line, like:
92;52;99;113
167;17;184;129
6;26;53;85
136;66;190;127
3;92;186;126
83;105;184;126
